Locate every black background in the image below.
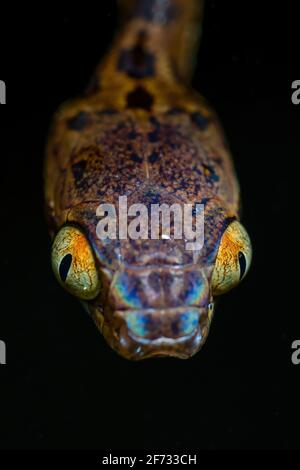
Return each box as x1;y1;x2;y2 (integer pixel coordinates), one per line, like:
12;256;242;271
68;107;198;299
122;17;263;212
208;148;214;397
0;0;298;450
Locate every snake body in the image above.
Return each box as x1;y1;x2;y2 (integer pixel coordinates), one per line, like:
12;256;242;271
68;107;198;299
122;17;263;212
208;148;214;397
45;0;252;360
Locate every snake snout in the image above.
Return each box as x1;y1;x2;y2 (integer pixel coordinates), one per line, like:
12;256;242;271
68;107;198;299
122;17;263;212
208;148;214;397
114;307;208;359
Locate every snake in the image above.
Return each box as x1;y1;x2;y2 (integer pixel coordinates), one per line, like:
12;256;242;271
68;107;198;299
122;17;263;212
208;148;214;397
44;0;252;360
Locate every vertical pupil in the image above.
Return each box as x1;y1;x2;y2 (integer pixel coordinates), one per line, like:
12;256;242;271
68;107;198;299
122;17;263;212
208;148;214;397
238;251;247;280
59;254;72;282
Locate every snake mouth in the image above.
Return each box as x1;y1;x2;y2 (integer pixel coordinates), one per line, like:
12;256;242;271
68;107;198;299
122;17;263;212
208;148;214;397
109;307;210;360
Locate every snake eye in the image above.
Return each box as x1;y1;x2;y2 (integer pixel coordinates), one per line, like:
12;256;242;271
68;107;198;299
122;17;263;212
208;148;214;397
212;221;252;295
51;225;101;300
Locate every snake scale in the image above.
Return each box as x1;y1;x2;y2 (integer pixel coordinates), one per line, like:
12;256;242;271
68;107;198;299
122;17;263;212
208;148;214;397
44;0;252;360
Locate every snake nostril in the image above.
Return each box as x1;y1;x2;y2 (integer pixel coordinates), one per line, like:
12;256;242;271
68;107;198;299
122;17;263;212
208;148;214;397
171;320;180;336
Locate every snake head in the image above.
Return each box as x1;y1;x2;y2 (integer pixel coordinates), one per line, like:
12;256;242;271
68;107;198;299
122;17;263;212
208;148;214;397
51;214;251;360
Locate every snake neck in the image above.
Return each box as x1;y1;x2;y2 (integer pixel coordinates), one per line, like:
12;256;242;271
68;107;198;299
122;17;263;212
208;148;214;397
88;0;204;99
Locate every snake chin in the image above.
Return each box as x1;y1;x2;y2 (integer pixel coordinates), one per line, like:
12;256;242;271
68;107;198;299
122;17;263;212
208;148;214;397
118;327;205;360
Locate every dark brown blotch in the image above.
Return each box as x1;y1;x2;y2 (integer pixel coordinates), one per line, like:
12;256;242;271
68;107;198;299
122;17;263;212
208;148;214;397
131;153;143;163
118;44;155;79
149;116;160;126
67;112;90;131
148;130;159;142
191;112;210;131
127;86;154;111
72;160;87;181
128;130;137;139
148;151;159;164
